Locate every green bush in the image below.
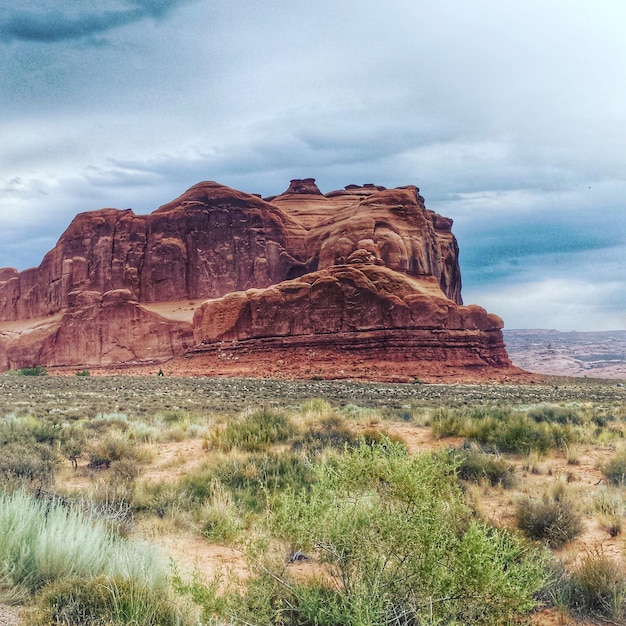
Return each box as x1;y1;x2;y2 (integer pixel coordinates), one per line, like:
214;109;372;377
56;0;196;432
30;575;187;626
602;450;626;486
291;414;358;453
569;551;626;622
527;404;582;425
450;447;516;488
75;369;91;377
430;406;471;438
431;406;573;454
0;442;58;488
87;432;139;470
132;482;194;519
60;427;87;470
0;415;61;447
17;365;47;376
197;479;242;543
207;441;547;625
211;408;295;452
184;452;315;513
515;496;583;548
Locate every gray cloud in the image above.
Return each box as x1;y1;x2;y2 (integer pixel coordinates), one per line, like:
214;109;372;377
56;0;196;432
0;1;192;43
1;0;625;330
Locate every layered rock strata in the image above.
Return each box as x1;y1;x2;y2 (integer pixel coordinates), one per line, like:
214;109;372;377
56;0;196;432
0;179;515;378
191;263;508;377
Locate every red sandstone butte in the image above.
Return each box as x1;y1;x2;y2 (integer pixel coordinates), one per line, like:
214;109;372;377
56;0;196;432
0;178;521;380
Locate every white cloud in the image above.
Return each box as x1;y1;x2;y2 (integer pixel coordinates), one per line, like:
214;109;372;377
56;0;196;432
467;279;626;332
0;0;625;329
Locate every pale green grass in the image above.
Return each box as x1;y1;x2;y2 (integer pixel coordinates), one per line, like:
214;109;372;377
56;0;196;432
0;490;167;601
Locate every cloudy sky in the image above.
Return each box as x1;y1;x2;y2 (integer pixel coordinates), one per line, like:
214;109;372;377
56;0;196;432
1;0;625;331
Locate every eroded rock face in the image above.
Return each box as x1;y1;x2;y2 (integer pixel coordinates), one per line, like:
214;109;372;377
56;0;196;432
0;180;461;321
0;182;310;321
0;290;194;371
0;178;513;377
193;263;509;371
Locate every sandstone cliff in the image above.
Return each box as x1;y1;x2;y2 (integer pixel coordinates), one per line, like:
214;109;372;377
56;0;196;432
0;289;193;372
0;182;310;321
0;179;517;379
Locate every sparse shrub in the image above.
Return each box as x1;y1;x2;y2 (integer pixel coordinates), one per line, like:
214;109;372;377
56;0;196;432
536;557;573;613
450;447;516;488
300;398;334;417
132;482;194;520
0;414;60;446
261;441;547;625
431;406;573;454
88;412;132;431
592;412;615;428
569;550;626;622
77;490;135;538
602;450;626;485
564;443;580;465
30;574;187;626
159;409;188;424
187;453;314;513
483;416;565;455
592;486;625;536
87;432;143;470
109;457;142;484
75;369;91;377
17;365;47;376
360;426;407;449
210;408;295;452
593;486;625;516
60;426;87;469
548;478;568;501
430;406;470;438
515;495;583;547
197;479;242;543
523;451;543;475
528;404;582;425
292;414;357;453
0;441;58;488
599;514;622;538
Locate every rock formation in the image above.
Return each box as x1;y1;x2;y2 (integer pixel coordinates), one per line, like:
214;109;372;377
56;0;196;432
0;182;309;321
0;178;517;380
0;289;194;372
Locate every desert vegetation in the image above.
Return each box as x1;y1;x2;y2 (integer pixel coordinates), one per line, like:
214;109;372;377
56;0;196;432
1;375;626;624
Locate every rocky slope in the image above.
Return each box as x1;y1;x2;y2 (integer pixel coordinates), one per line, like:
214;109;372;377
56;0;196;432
0;179;520;380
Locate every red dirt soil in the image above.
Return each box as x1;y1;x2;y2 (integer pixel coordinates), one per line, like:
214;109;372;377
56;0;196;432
48;345;538;384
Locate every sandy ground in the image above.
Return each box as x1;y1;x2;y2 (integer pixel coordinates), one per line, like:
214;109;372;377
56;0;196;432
0;604;23;626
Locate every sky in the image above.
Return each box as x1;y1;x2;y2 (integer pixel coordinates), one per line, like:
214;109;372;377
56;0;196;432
1;0;625;331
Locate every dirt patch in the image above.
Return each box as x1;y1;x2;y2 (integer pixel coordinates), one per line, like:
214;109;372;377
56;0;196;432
142;439;209;483
159;530;250;584
0;604;24;626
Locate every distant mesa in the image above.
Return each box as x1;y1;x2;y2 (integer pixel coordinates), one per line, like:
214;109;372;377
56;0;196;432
0;178;523;381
